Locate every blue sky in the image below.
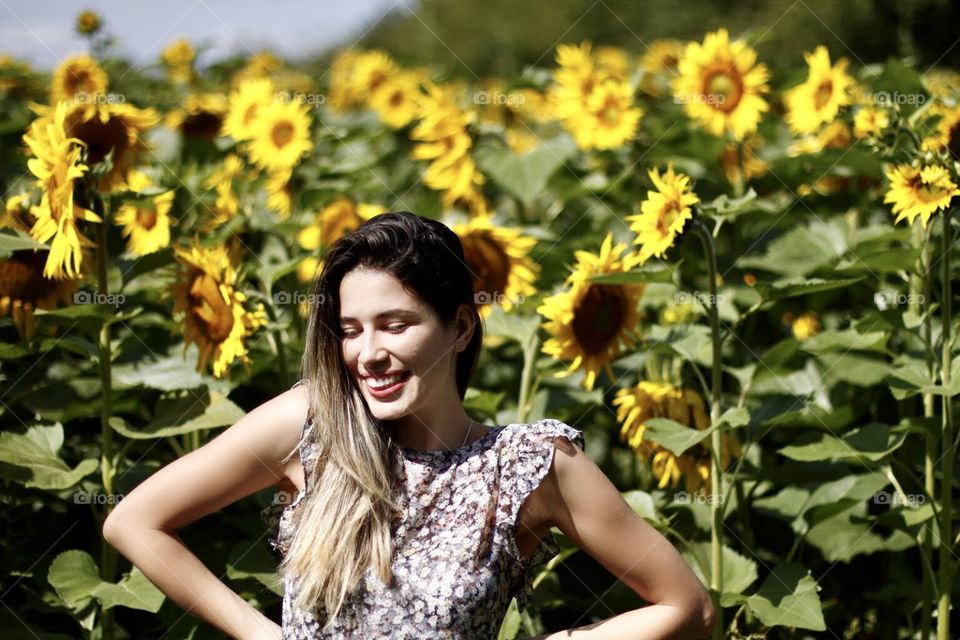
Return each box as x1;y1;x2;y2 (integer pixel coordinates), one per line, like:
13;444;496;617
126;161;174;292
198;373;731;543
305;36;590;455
1;0;414;69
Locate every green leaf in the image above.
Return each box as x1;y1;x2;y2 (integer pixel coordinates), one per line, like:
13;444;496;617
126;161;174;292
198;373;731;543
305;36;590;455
641;418;713;456
887;353;960;399
751;276;866;304
109;388;245;439
746;563;825;631
778;423;907;462
798;328;888;354
0;228;49;256
833;247;920;274
717;407;750;429
112;346;233;393
682;542;757;605
739;219;851;277
473;135;577;204
225;541;283;596
588;264;675;284
621;489;666;524
646;324;713;366
485;306;541;346
48;550;165;613
0;424;98;489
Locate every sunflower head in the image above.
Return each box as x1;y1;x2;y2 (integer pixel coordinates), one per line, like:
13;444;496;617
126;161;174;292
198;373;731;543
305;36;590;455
50;54;108;105
784;46;855;135
75;10;102;36
245;98;312;173
222;78;276;142
883;163;960;229
627;163;700;264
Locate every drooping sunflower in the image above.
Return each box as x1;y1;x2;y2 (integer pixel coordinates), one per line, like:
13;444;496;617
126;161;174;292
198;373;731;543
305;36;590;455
296;198;384;282
410;82;488;215
0;195;78;339
627;163;700;264
784;46;855;135
537;233;646;390
367;70;423;129
50;54;108;105
22;101;100;280
165;93;228;140
672;28;770;140
222;78;276;142
883;164;960;229
614;381;741;494
245;99;312;173
451;214;540;318
168;242;268;379
29;100;161;194
114;170;174;257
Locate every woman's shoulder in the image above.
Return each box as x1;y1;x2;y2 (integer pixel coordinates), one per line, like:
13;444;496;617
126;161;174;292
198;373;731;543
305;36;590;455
499;417;585;450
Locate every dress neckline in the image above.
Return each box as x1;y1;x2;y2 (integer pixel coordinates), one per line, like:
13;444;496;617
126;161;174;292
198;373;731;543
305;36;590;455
396;424;505;462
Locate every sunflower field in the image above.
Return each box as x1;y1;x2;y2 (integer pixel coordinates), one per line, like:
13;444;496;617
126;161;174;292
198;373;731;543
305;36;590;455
1;7;958;640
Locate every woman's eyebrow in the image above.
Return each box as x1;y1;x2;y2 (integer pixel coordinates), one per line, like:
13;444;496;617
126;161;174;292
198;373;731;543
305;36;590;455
340;309;419;322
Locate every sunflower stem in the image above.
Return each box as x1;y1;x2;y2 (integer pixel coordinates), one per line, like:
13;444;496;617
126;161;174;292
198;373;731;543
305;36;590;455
95;197;116;640
516;331;539;423
690;216;724;640
263;294;290;389
937;209;955;640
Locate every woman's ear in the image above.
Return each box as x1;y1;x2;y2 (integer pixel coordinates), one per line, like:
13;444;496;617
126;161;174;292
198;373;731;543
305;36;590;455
455;304;477;351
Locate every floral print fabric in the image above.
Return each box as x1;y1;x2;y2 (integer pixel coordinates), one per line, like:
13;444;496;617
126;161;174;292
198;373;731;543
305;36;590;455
260;410;585;639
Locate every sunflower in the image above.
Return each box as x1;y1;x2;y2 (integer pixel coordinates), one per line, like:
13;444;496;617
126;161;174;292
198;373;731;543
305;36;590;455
327;49;362;112
168;242;268;379
614;381;741;494
720;134;767;185
114;170;174;257
350;50;399;103
296;199;384;282
639;39;686;97
368;71;423;129
672;28;770;140
164;93;228;140
222;78;276;142
920;101;960;159
410;82;488;215
0;195;78;339
594;46;631;79
50;54;108;105
202;154;246;229
853;106;891;139
231;51;283;84
883;164;960;229
568;77;642;150
786;120;851;157
245;99;312;172
22;101;100;280
161;38;195;84
627;163;700;264
784;46;855;135
537;233;646;390
452;214;540;318
75;10;102;36
784;310;821;341
265;168;293;219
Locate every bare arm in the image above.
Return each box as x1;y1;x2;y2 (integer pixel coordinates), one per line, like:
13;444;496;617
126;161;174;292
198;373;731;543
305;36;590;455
526;437;716;640
102;384;310;640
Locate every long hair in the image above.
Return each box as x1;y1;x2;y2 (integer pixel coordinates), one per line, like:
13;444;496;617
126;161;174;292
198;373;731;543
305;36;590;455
277;211;483;629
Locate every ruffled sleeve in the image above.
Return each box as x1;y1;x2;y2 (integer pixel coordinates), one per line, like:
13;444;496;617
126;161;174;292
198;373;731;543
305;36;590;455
495;418;585;611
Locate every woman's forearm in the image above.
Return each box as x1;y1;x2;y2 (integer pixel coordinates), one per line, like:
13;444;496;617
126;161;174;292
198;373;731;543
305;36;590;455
105;524;280;640
525;601;712;640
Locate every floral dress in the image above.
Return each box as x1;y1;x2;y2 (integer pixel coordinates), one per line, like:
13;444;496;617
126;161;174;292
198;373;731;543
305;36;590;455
260;403;585;639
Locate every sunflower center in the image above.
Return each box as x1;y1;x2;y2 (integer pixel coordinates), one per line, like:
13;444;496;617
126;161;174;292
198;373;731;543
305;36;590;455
948;123;960;162
0;251;57;300
572;284;627;355
389;90;404;107
136;207;158;230
68;113;128;165
188;272;235;343
271;121;295;148
242;104;259;127
703;67;743;113
67;70;92;95
601;97;621;125
182;112;223;140
814;80;833;111
461;231;511;302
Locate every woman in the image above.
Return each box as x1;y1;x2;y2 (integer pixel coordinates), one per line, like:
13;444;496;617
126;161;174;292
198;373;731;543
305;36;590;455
103;211;715;639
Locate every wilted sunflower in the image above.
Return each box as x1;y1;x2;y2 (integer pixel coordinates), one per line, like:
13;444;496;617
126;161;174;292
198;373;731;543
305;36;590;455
369;71;423;129
410;82;488;214
296;198;385;281
0;195;78;339
114;170;174;257
245;99;312;172
537;233;646;390
22;101;100;280
784;46;855;135
452;214;540;318
168;243;268;379
672;28;770;140
50;53;108;105
883;164;960;229
165;93;228;140
614;381;741;494
222;78;276;142
627;163;700;264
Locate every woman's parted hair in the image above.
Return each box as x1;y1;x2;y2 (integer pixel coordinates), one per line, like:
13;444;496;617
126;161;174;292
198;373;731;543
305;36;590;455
277;211;483;629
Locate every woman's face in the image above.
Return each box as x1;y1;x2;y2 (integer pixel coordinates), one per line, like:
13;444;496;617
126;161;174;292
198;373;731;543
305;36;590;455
337;266;464;421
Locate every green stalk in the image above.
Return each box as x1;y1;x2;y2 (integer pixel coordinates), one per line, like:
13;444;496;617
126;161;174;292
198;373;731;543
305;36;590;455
263;299;290;389
691;217;724;640
95;201;116;640
516;332;539;424
937;210;955;640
